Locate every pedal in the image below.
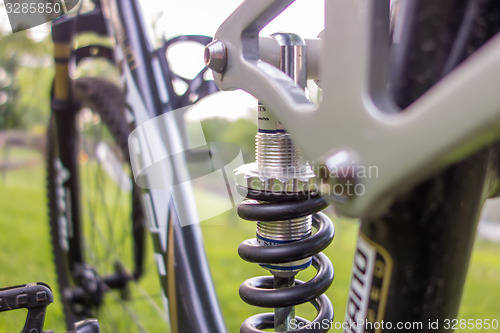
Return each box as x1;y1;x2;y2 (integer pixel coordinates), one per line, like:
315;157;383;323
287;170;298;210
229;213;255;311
0;282;53;333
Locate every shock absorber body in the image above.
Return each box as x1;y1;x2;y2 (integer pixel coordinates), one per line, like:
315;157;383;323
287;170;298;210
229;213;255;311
236;33;335;332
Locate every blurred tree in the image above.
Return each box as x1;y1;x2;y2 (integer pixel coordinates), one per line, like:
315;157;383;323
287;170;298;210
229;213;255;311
201;117;257;163
0;33;22;128
0;29;52;129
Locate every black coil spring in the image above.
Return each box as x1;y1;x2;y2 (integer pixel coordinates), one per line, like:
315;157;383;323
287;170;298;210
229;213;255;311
237;187;335;333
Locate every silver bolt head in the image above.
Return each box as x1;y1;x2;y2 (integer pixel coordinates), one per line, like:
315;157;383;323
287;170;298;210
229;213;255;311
319;150;360;202
235;163;318;194
204;40;227;73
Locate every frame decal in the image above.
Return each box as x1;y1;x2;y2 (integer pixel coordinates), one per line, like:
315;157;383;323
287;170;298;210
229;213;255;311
345;232;392;333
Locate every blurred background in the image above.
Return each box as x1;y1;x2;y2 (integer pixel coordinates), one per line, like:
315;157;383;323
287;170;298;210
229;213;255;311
0;0;499;332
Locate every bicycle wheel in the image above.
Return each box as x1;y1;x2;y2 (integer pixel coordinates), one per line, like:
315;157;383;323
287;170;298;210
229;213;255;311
47;77;169;332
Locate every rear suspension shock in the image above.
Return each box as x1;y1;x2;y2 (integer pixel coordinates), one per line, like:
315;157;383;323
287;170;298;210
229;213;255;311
236;33;335;333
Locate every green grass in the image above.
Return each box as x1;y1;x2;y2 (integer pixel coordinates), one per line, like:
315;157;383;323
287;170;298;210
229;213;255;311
0;150;499;332
0;146;40;160
0;158;66;332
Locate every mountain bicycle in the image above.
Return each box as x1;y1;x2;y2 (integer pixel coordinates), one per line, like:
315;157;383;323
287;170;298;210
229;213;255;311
45;0;500;332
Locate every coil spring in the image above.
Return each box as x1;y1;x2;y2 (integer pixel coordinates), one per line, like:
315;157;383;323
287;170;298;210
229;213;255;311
237;187;335;333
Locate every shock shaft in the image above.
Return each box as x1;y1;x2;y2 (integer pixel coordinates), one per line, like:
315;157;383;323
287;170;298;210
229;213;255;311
263;33;308;331
236;32;333;333
273;276;295;331
240;32;311;331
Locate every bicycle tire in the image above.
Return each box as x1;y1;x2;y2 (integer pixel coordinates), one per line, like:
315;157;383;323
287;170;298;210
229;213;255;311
47;77;168;332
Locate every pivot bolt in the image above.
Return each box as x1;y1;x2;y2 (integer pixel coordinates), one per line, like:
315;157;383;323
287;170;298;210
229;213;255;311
320;150;360;202
204;40;227;73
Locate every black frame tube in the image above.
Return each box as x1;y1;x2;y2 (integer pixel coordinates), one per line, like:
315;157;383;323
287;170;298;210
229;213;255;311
346;1;500;331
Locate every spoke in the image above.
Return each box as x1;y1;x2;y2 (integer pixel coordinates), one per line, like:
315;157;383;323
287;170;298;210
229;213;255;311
135;284;169;321
110;291;148;333
71;109;167;332
81;123;98;265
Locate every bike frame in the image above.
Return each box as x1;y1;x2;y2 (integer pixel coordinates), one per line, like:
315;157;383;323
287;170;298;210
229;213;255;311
51;1;225;332
49;0;498;332
212;0;500;218
209;0;500;331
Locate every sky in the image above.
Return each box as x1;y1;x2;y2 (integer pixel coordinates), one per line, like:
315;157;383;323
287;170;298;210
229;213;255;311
0;0;324;45
0;0;324;120
142;0;324;39
139;0;325;120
